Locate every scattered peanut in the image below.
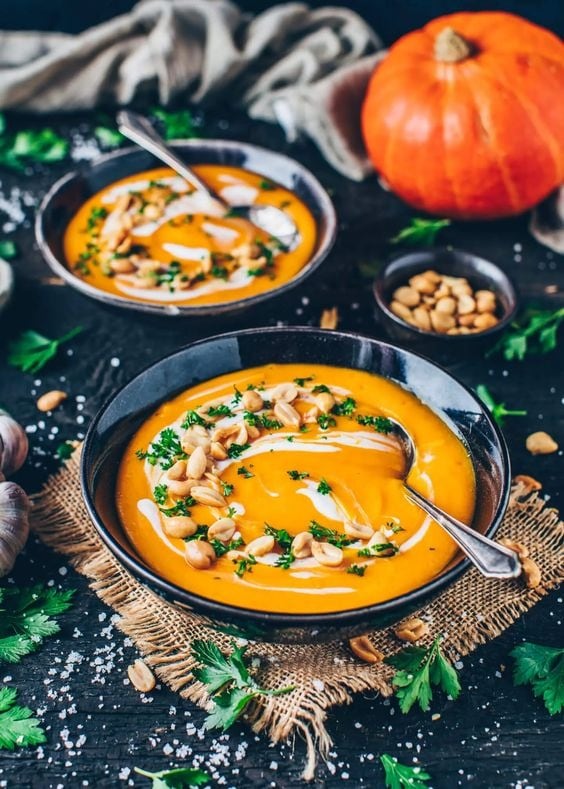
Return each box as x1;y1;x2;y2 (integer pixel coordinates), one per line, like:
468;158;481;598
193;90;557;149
185;540;216;570
37;390;67;412
521;556;542;589
526;431;558;455
390;270;500;335
514;474;542;493
394;617;430;643
127;659;156;693
349;635;384;664
499;537;529;559
167;459;187;481
320;306;339;330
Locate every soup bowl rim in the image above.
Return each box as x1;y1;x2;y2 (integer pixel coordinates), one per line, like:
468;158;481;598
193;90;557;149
35;139;337;317
81;326;511;628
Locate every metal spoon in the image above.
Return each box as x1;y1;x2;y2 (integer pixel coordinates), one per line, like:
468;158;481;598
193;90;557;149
116;110;299;249
390;420;521;579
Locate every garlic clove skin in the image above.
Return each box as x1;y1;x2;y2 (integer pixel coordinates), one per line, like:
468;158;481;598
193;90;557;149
0;480;30;578
0;259;14;316
0;409;29;477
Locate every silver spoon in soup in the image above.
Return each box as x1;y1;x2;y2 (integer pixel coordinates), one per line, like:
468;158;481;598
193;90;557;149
117;110;299;249
390;420;521;580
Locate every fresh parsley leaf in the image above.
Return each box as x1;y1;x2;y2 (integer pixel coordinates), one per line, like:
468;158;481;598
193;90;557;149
476;384;527;427
258;179;275;190
275;552;295;569
293;376;314;386
317;478;332;495
159;497;195;518
134;765;210;788
138;428;186;470
511;642;564;715
232;554;257;577
332;397;356;416
226;442;250;459
347;564;366;577
356;414;393;433
385;635;461;713
152;109;196;140
390;218;450;246
55;441;75;460
357;542;398;557
0;240;17;260
237;466;254;479
7;326;83;374
232;386;243;404
221;482;234;497
308;521;353;548
191;640;294;732
487;308;564;361
0;585;75;664
287;470;308;480
312;384;331;394
153;484;169;505
264;523;293;552
380;754;432;789
0;687;46;751
181;410;211;429
210;537;243;558
207;404;233;417
94;126;124;149
183;525;208;542
317;413;336;431
0;124;68;171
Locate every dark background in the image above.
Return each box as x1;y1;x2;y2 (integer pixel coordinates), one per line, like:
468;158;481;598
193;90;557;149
0;2;563;788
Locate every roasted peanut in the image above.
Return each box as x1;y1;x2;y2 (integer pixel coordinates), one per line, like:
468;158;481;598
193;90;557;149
185;540;216;570
315;392;336;413
190;486;227;507
167;478;195;497
127;659;156;692
37;390;67;412
473;313;499;330
499;537;529;559
271;383;298;403
349;635;384;664
187;446;207;480
457;294;476;315
210;441;228;460
163;516;198;539
344;521;374;540
109;257;136;274
409;274;437;295
274;401;301;428
393;286;420;307
291;531;314;559
430;311;456;333
412;307;432;331
167;459;187;481
311;540;343;567
526;431;558;455
390;300;416;323
242;389;263;412
320;306;339;330
521;556;541;589
208;517;236;542
394;617;429;643
246;535;275;556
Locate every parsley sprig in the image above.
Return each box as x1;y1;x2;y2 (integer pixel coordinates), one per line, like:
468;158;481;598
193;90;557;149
191;640;294;731
0;585;75;664
390;217;450;246
0;687;46;751
511;642;564;715
356;414;394;433
7;326;83;374
308;521;353;548
136;428;186;470
380;754;432;789
385;635;461;713
476;384;527;427
134;766;210;788
0;113;68;171
487;307;564;361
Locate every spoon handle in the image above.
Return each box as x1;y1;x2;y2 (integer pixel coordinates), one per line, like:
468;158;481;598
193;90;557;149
116;110;227;207
404;483;522;579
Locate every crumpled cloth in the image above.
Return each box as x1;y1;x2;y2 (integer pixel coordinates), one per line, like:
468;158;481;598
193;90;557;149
0;0;383;180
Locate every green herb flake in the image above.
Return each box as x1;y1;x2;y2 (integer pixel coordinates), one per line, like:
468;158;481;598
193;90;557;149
207;404;233;417
308;521;353;549
347;564;366;577
237;466;254;479
232;554;257;578
181;410;211;430
312;384;331;394
511;642;564;715
259;179;276;190
0;687;46;751
153;484;169;505
7;326;83;374
380;754;432;789
317;413;337;431
332;397;356;416
133;765;211;788
159;496;196;518
226;442;250;459
357;414;393;433
487;307;564;361
293;376;314;387
390;218;450;247
476;384;527;427
55;441;75;461
264;523;293;552
152;108;197;140
0;240;17;260
317;478;332;495
221;482;234;497
94;126;124;149
287;470;308;480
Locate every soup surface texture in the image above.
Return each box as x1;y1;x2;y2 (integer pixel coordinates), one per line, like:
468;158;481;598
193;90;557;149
64;166;317;306
116;364;476;614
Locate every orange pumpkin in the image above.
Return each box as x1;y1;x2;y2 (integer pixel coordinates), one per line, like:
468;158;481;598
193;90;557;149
361;12;564;219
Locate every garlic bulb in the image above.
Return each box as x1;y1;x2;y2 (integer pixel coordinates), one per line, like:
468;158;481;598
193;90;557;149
0;258;14;315
0;481;30;577
0;409;29;477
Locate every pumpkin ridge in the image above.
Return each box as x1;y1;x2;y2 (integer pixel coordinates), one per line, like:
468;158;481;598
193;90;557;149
476;55;563;185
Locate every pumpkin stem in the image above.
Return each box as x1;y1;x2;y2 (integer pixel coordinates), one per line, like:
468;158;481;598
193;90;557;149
434;27;473;63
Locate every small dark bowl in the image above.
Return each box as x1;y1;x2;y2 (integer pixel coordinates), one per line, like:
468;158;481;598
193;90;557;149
81;328;510;644
36;140;336;317
373;248;519;356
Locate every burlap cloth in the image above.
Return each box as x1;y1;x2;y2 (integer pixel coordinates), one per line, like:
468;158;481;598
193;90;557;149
31;452;563;779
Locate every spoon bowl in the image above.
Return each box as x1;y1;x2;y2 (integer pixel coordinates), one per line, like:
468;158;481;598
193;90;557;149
390;420;521;579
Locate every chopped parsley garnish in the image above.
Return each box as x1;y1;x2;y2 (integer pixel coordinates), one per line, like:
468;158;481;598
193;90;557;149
243;412;282;430
259;179;275;190
264;523;293;552
317;479;332;495
211;265;229;280
210;537;244;558
332;397;356;416
55;441;74;460
317;413;337;430
221;482;234;496
356;414;394;433
159;496;196;518
476;384;527;427
237;466;254;479
7;326;83;374
153;484;168;505
181;410;212;429
276;552;295;569
390;217;450;247
226;442;250;459
207;404;233;417
152;108;196;140
232;386;243;404
347;564;366;577
308;521;353;548
293;376;314;387
487;307;564;361
233;554;257;577
358;542;398;557
0;240;17;260
183;525;209;541
136;428;186;470
86;206;108;231
287;470;308;480
226;506;237;519
312;384;331;394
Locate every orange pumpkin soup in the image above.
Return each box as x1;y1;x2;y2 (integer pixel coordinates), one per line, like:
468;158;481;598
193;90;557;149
116;364;476;614
63;166;316;306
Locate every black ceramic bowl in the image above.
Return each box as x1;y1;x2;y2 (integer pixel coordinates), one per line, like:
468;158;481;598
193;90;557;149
81;328;511;644
36;140;336;317
373;248;518;355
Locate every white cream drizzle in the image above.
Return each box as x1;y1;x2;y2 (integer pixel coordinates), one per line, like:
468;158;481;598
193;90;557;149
137;498;185;557
219;184;259;205
201;221;240;243
101;176;190;203
161;243;210;262
115;265;252;302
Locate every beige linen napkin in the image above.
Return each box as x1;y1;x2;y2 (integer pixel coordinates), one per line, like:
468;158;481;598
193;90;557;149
0;0;381;180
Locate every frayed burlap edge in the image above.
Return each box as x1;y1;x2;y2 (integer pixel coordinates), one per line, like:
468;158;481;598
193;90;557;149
30;451;563;780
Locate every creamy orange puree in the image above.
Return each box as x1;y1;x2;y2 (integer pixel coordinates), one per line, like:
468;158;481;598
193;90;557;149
63;166;317;306
116;364;476;614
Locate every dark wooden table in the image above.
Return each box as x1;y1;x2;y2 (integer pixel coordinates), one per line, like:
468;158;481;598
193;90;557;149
0;109;562;789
